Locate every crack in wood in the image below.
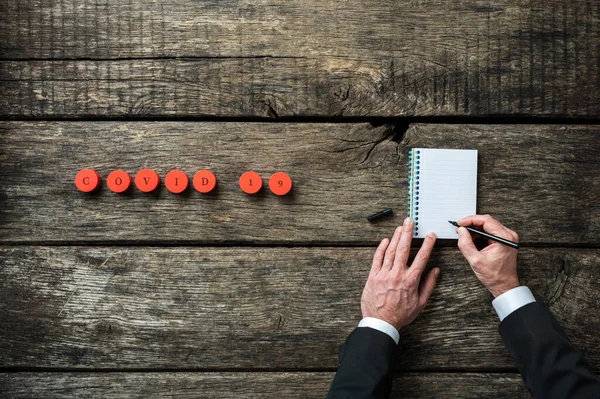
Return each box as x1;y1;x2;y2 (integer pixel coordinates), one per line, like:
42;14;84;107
57;290;77;317
275;315;285;331
547;258;569;306
358;135;389;165
264;99;279;119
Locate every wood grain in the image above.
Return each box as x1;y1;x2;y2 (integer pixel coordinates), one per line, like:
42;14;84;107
4;0;580;60
0;372;529;398
1;0;599;117
0;122;598;245
1;246;598;371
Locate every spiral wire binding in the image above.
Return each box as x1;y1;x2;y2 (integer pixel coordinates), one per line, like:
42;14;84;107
408;149;420;236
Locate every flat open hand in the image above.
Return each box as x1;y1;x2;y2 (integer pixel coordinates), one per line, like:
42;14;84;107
361;217;440;331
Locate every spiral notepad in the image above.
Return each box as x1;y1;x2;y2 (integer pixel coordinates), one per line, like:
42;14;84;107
408;148;478;239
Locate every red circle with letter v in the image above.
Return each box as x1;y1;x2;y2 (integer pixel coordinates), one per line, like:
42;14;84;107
135;169;160;192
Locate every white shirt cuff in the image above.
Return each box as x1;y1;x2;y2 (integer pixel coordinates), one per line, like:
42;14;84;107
358;317;400;344
492;286;536;322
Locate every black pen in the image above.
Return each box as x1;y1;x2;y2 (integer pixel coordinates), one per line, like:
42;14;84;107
448;221;519;249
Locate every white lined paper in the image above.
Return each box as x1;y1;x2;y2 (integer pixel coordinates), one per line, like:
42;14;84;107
409;148;477;239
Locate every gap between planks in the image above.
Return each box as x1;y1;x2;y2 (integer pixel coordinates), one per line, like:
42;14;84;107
0;367;520;374
3;116;600;124
2;241;600;249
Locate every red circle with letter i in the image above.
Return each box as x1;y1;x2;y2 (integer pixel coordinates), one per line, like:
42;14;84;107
165;170;189;194
193;170;217;193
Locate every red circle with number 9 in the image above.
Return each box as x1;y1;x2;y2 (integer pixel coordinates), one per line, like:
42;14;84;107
268;172;292;196
239;171;263;194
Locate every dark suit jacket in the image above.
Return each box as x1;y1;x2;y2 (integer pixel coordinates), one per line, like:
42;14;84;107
500;302;600;398
328;302;600;398
328;327;399;399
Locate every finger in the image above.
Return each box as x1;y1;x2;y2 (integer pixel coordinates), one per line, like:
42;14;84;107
393;217;414;270
418;268;440;308
409;232;436;280
506;229;519;243
382;225;403;271
457;214;510;238
370;238;390;276
456;227;483;265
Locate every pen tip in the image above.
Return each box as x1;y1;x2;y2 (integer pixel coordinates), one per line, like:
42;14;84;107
448;221;458;226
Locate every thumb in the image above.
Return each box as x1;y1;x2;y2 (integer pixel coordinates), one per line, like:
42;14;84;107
457;227;481;264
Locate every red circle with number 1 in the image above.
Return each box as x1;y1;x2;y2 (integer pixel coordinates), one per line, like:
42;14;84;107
269;172;292;196
239;171;262;194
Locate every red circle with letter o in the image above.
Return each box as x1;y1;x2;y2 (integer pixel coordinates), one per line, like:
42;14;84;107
107;170;132;193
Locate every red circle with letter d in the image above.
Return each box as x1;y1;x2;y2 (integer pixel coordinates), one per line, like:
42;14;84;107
193;170;217;193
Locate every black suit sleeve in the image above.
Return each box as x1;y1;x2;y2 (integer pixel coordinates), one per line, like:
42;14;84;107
499;302;600;399
327;327;398;399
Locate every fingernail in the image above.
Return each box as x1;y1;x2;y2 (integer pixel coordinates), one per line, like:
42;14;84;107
426;232;436;239
435;269;440;278
457;227;465;236
403;217;410;226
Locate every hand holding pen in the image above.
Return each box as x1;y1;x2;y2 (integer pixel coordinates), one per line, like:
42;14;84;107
451;215;521;298
448;221;519;249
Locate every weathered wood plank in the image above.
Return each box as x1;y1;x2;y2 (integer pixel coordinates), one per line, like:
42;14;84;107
0;58;393;118
1;246;598;370
0;54;596;118
0;372;529;398
0;0;599;117
0;122;598;245
3;0;577;60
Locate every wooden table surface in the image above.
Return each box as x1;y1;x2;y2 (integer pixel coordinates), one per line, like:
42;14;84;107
1;1;599;397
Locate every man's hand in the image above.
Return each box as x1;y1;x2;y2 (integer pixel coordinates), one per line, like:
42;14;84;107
456;214;520;297
361;217;440;331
